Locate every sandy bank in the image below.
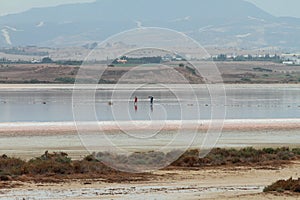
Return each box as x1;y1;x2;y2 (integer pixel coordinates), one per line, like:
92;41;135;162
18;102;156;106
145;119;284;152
0;83;299;90
1;119;300;136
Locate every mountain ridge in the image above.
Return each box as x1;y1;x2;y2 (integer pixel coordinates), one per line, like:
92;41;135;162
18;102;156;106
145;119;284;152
0;0;299;50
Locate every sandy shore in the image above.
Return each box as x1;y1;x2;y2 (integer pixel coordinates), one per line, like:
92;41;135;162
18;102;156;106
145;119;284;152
0;119;299;160
1;119;300;136
0;83;300;87
1;162;299;200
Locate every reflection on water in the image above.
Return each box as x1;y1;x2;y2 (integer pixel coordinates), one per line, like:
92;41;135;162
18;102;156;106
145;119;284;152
0;85;299;122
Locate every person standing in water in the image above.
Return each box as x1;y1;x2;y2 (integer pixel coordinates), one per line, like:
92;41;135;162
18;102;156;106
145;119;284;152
149;96;154;105
134;96;138;105
134;96;138;112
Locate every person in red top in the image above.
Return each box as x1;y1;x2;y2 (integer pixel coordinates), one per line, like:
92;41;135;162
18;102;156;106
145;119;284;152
134;96;138;104
134;96;138;112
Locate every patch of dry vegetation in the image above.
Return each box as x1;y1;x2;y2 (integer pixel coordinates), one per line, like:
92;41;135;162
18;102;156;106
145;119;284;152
92;147;300;170
171;147;300;168
0;147;299;188
264;178;300;193
0;151;150;186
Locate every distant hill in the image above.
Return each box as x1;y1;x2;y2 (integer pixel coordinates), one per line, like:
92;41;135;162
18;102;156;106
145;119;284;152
0;0;299;50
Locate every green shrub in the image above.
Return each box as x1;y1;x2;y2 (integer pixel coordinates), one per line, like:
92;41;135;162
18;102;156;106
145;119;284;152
262;148;276;154
241;78;251;82
29;79;41;84
54;77;75;84
292;148;300;155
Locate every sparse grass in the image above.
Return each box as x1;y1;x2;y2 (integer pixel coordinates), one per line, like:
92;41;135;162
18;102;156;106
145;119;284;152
264;178;300;193
0;147;299;186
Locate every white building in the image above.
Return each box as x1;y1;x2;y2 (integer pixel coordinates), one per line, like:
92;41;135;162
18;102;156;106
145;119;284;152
282;61;294;65
281;54;300;65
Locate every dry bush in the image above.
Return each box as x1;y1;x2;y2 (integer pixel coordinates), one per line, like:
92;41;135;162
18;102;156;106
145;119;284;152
0;147;299;186
264;178;300;193
0;154;26;176
170;147;299;167
24;151;73;175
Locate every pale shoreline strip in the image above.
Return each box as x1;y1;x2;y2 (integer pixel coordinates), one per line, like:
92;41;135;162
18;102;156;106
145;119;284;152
0;84;299;91
0;119;300;136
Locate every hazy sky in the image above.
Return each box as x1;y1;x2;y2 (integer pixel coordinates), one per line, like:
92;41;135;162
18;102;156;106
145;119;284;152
246;0;300;18
0;0;95;16
0;0;299;18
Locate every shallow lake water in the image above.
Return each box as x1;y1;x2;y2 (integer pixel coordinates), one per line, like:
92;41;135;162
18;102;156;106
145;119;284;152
0;85;299;122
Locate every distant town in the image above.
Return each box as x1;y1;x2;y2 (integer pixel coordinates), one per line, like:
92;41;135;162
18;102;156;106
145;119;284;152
0;46;300;84
0;46;300;66
213;53;300;65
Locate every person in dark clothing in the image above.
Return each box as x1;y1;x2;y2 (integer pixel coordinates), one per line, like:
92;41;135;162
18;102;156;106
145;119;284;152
149;96;154;104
